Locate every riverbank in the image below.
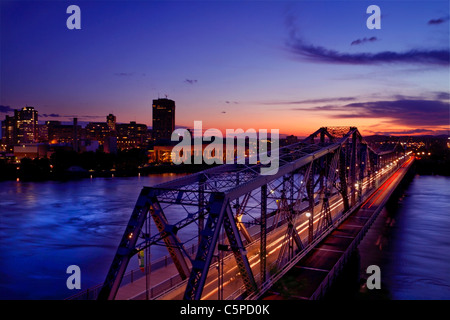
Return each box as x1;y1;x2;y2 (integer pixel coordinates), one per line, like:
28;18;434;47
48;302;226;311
0;162;214;182
324;166;450;300
324;162;416;300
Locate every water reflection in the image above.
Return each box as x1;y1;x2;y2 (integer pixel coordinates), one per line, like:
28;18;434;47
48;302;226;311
1;173;449;299
0;174;186;299
357;175;450;300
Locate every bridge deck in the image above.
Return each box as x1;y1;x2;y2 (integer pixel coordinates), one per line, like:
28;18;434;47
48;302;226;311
262;157;413;300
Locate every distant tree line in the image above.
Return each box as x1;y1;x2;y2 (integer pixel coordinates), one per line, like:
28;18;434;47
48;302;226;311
1;141;449;181
0;148;213;181
413;142;450;176
0;148;148;181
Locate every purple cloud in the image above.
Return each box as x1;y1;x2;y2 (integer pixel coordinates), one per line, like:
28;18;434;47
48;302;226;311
292;98;449;127
41;113;61;118
370;128;432;135
351;37;378;46
0;105;14;113
263;96;356;105
428;16;449;25
288;39;449;65
285;14;449;66
184;79;198;85
114;72;134;77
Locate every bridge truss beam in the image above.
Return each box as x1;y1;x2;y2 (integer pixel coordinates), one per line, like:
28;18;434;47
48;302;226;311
98;126;405;300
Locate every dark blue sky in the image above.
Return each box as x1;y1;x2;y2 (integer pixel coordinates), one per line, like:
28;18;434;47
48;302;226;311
1;0;449;136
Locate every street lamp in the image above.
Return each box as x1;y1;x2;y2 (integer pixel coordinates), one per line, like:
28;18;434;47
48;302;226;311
305;212;313;243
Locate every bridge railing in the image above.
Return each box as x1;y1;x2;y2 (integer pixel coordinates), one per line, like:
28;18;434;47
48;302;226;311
68;156;408;300
66;243;199;300
243;157;410;300
129;273;184;300
66;213;282;300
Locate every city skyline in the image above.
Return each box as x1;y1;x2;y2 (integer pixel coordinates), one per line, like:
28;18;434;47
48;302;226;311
0;0;449;137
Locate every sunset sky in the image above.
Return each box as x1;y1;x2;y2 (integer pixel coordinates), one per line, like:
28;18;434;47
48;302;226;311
1;0;449;137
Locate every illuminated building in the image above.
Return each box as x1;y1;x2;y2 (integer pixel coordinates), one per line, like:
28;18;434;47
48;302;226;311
116;121;148;150
47;120;81;146
14;106;38;144
85;122;110;145
152;98;175;143
37;124;49;143
1;115;15;151
107;114;116;132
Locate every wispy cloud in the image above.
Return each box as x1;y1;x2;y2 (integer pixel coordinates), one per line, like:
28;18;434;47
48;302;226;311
184;79;198;85
41;113;61;118
288;39;449;66
0;105;14;113
351;37;378;46
67;114;104;120
114;72;134;77
114;72;146;77
369;128;433;135
292;98;449;127
428;16;449;25
285;14;449;66
434;91;450;100
263;96;356;105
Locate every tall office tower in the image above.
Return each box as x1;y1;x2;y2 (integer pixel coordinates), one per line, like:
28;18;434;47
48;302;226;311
15;106;38;144
107;113;116;132
1;115;15;147
152;98;175;142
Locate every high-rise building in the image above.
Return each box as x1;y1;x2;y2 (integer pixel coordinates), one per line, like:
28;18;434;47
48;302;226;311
107;114;116;132
14;106;38;144
152;98;175;142
1;115;15;147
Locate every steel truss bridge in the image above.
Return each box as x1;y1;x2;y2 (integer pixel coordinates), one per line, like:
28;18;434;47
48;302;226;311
97;126;407;300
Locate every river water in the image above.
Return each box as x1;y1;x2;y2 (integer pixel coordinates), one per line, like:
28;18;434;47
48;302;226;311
0;173;449;299
0;173;188;299
349;174;450;300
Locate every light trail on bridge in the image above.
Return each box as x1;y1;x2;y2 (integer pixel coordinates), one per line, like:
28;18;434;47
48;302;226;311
94;127;410;301
201;155;412;300
111;154;411;301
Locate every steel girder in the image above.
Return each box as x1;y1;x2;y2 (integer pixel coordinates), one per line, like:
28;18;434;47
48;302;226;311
148;197;191;279
98;188;152;300
98;127;405;300
183;192;257;300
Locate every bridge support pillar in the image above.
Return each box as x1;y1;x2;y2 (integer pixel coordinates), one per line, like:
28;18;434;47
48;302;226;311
307;162;315;243
350;131;357;206
260;184;267;284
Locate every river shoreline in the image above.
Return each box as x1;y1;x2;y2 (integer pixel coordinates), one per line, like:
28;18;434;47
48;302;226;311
1;163;214;182
1;156;449;183
324;170;450;300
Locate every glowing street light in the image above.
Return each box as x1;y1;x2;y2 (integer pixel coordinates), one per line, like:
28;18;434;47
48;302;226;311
305;212;313;243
